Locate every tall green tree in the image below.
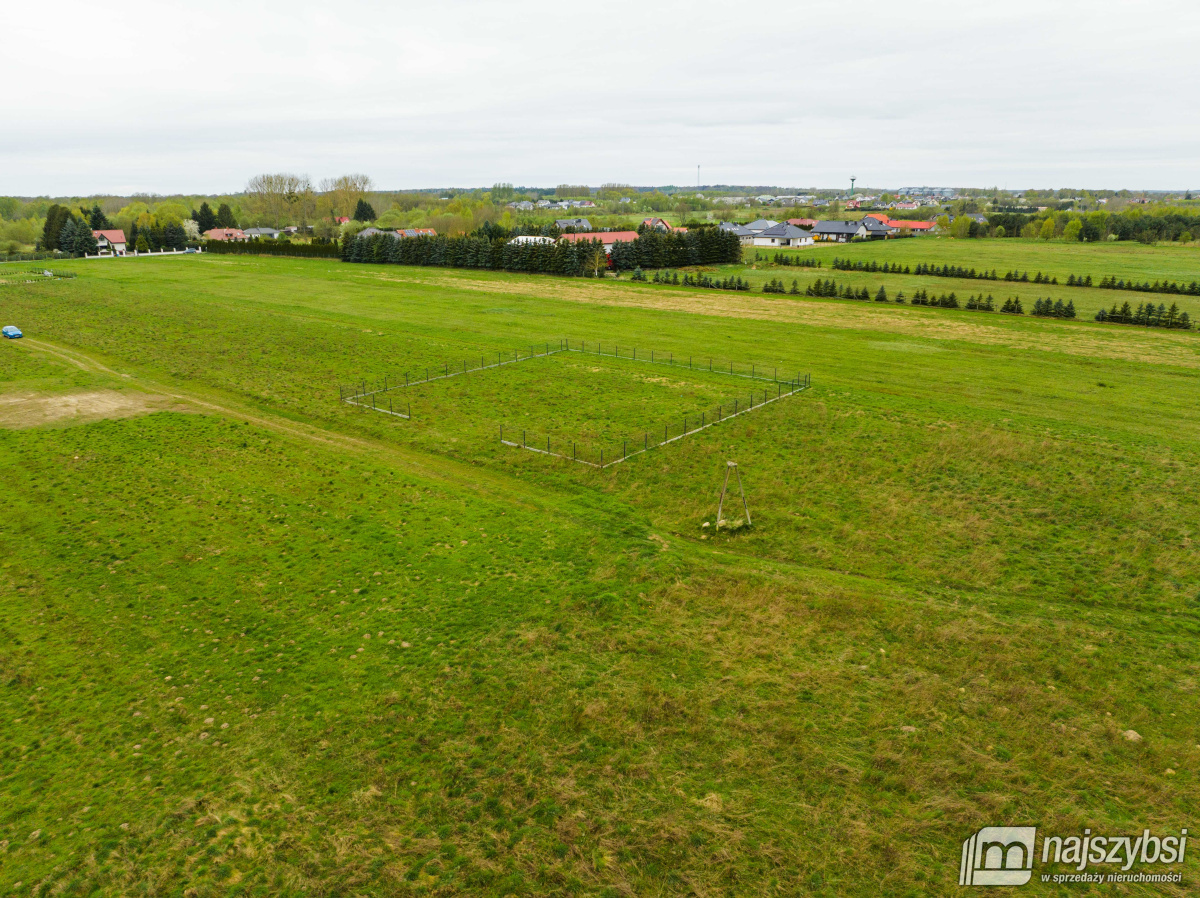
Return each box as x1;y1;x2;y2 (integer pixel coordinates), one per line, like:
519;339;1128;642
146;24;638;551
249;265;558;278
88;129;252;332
196;203;217;232
353;198;376;222
87;204;111;229
41;204;71;250
216;203;236;228
58;216;80;254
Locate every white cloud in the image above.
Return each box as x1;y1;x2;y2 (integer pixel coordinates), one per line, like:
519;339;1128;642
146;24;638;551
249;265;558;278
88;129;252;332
2;0;1198;194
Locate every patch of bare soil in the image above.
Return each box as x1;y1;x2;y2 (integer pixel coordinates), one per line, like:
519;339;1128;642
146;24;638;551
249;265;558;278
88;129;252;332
0;390;182;429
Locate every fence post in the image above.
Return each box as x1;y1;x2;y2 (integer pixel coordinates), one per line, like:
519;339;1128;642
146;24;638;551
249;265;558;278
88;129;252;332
623;440;626;459
523;429;526;448
408;401;410;417
501;425;504;442
645;432;648;450
573;441;576;460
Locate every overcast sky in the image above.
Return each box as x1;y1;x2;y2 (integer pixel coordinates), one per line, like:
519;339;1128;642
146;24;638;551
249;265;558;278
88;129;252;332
4;0;1198;196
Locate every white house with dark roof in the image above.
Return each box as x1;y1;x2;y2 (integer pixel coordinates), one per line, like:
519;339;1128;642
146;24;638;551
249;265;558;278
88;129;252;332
718;221;755;245
752;223;814;248
812;220;862;242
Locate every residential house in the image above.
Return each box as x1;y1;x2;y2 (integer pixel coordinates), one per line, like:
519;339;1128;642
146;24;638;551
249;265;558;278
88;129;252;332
859;217;895;239
357;227;396;238
92;229;127;255
558;231;639;254
811;221;861;242
754;195;776;203
555;218;592;231
335;216;350;224
752;223;814;248
204;228;248;241
243;227;280;239
743;219;779;234
865;212;936;234
508;201;535;211
785;218;818;228
641;217;687;233
718;221;755;245
397;228;437;238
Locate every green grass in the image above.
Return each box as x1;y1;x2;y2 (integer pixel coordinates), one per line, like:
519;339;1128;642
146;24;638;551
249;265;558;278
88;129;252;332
2;253;1200;895
732;238;1200;320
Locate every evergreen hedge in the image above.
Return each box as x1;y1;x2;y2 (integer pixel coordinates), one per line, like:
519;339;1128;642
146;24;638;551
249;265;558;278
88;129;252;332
204;240;342;258
341;226;742;276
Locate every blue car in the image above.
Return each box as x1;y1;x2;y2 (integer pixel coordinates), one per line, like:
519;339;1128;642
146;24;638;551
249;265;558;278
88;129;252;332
2;326;23;339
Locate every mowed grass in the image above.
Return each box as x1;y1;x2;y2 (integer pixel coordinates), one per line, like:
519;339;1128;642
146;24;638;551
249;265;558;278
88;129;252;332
2;254;1200;895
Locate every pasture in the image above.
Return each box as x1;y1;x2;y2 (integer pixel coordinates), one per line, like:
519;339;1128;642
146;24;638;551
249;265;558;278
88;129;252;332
2;246;1199;896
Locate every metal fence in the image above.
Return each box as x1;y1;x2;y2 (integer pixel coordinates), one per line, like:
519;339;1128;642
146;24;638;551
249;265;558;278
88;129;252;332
340;338;812;467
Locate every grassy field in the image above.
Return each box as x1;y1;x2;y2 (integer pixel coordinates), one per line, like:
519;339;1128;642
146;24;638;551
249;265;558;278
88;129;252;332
2;250;1200;895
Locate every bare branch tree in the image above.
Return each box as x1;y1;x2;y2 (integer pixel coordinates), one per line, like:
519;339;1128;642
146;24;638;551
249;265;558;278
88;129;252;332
317;174;374;222
245;173;313;228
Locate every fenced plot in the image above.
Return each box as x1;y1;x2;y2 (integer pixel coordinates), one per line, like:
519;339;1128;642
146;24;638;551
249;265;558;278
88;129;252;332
340;338;811;468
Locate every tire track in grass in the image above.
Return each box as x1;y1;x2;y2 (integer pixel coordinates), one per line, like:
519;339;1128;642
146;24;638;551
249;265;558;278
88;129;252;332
19;337;644;535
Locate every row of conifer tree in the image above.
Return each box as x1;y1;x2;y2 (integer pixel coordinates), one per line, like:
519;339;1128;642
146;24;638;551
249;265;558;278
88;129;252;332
758;252;822;267
342;227;741;276
1096;276;1200;296
631;269;749;290
1094;301;1194;328
829;258;1200;299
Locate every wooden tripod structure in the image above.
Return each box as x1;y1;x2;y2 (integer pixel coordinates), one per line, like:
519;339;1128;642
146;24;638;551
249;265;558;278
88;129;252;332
716;461;750;527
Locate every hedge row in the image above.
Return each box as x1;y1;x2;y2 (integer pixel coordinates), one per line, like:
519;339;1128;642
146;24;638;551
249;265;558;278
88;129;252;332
341;227;742;275
204;240;342;257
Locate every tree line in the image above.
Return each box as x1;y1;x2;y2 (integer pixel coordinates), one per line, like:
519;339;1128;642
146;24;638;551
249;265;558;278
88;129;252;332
832;258;1200;297
341;226;741;277
757;252;822;268
1097;276;1200;297
1030;298;1077;319
630;269;749;291
609;227;742;270
1094;302;1194;329
344;232;610;276
204;241;342;258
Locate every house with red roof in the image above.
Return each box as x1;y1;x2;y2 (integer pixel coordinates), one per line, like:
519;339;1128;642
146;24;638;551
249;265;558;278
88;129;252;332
92;229;127;256
865;212;936;234
204;227;248;241
785;218;818;229
559;231;639;254
641;217;687;234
